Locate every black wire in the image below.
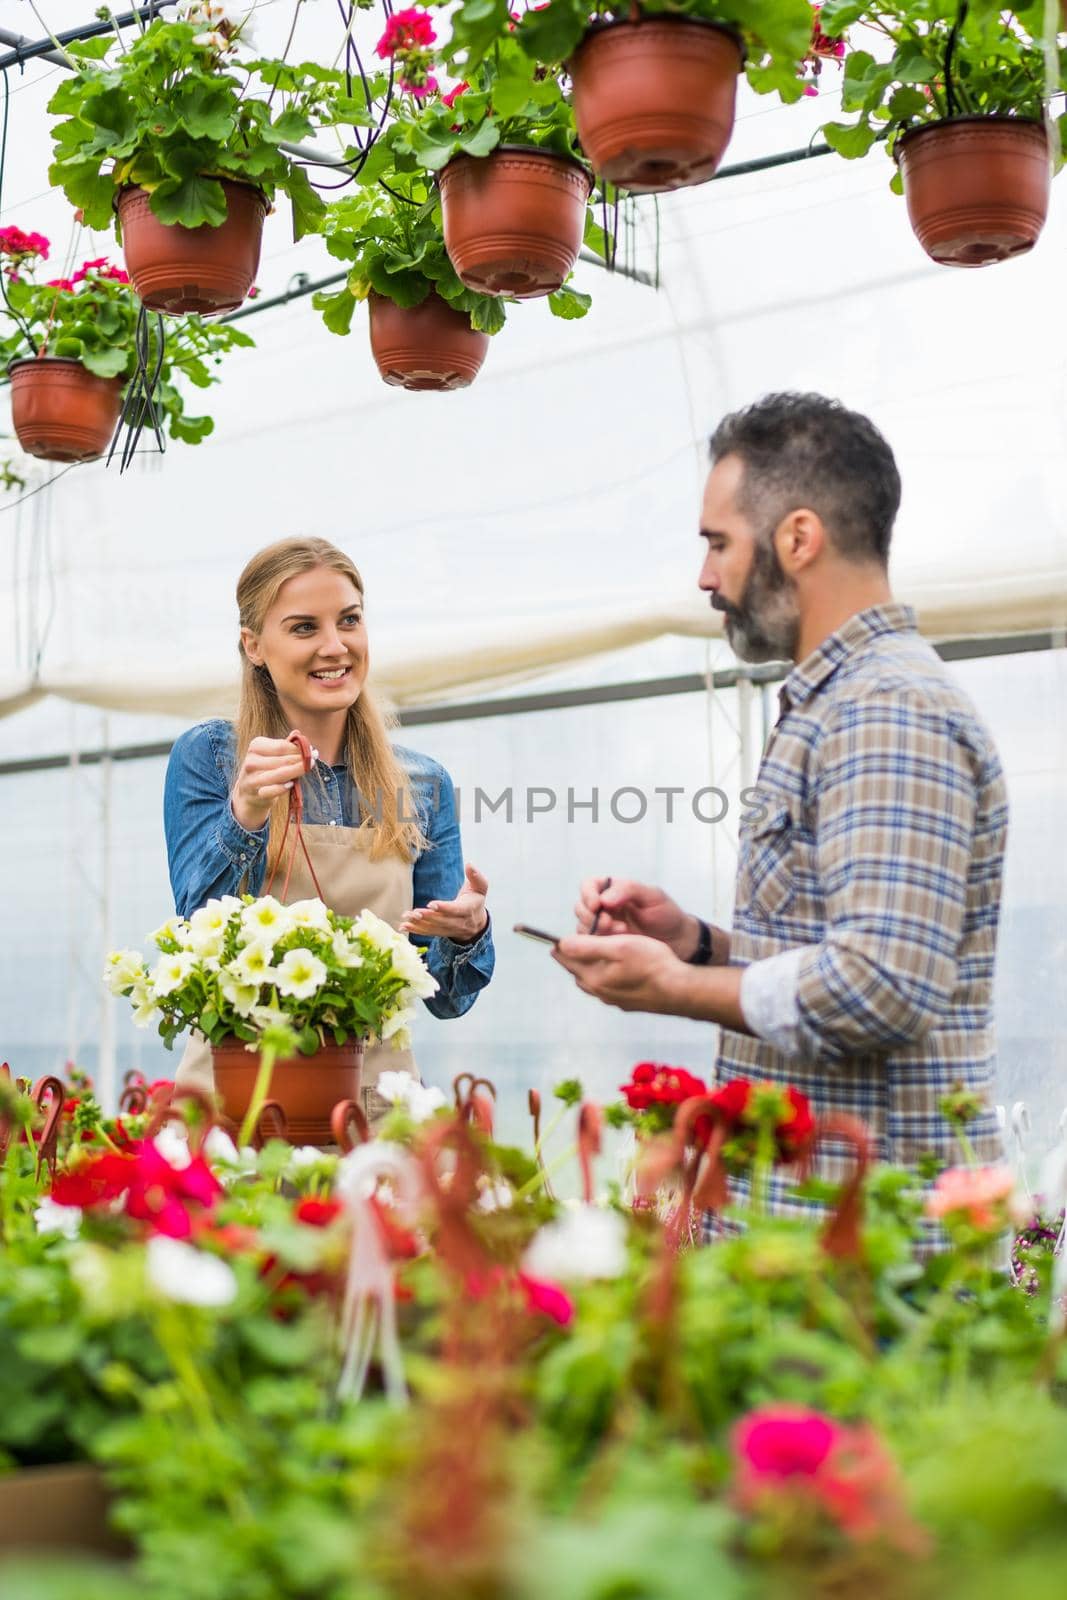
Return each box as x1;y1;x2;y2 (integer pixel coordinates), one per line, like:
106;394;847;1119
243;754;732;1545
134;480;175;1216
0;67;36;348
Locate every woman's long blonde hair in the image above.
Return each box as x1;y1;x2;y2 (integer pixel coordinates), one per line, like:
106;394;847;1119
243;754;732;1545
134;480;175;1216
234;537;426;871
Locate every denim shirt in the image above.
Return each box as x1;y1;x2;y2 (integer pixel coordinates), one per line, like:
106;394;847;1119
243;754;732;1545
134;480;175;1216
163;719;494;1021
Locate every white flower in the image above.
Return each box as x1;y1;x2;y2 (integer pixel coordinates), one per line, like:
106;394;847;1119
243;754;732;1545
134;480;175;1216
129;980;160;1029
149;916;190;950
189;902;230;937
522;1205;628;1283
376;1070;447;1123
331;929;364;968
219;970;259;1018
34;1197;82;1239
150;951;198;997
146;1236;238;1308
152;1124;192;1170
240;896;295;946
288;898;332;932
203;1127;257;1177
249;1001;288;1031
350;910;436;999
275;947;327;1001
287;1144;330;1171
381;1007;416;1044
229;940;276;987
102;949;145;995
476;1176;513;1214
189;930;225;960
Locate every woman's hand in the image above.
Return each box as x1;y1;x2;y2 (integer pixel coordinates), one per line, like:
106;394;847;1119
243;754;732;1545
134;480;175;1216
399;864;489;945
231;736;309;831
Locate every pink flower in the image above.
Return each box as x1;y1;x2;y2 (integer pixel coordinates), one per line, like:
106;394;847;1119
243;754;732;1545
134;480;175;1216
732;1406;923;1547
809;5;847;62
46;277;75;292
0;226;49;261
247;284;260;298
925;1164;1021;1232
441;81;469;110
375;7;435;58
401;72;439;98
517;1271;574;1326
51;1138;223;1239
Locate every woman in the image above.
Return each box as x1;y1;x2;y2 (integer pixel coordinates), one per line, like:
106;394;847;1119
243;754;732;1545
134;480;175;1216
164;536;494;1116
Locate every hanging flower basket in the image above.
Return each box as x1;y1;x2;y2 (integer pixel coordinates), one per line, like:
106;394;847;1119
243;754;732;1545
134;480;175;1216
8;356;123;462
368;290;490;391
569;18;744;193
115;180;268;315
896;116;1050;267
439;146;592;299
211;1038;365;1148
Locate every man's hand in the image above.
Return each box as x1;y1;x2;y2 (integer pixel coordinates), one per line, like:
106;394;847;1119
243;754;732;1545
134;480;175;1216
552;932;686;1015
573;877;709;962
399;864;489;945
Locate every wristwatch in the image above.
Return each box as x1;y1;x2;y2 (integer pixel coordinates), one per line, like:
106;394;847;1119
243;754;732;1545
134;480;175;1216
685;918;713;966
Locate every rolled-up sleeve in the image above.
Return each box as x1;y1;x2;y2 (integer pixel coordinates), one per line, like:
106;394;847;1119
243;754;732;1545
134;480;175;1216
409;761;495;1019
794;692;977;1061
164;723;268;917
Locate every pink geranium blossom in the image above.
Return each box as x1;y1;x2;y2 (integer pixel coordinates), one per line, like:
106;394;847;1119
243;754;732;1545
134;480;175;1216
925;1164;1022;1233
517;1271;574;1326
375;7;435;57
442;82;469;110
0;226;49;261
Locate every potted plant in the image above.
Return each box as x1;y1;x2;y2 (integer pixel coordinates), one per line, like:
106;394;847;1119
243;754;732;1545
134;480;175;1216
515;0;814;192
819;1;1061;265
386;13;596;298
312;149;591;389
105;897;438;1145
0;227;255;462
46;4;339;313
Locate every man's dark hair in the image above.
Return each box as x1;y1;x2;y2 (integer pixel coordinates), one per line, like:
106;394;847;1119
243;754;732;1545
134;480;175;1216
708;393;901;565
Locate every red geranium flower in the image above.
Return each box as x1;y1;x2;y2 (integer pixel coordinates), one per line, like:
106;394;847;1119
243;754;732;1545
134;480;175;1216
0;226;49;261
375;7;435;58
51;1138;222;1238
294;1196;345;1228
441;81;469;110
621;1061;709;1112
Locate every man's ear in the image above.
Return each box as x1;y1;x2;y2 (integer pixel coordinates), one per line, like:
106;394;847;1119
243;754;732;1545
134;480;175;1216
773;508;825;576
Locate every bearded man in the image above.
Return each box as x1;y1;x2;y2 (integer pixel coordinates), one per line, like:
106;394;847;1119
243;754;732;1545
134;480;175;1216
555;392;1007;1202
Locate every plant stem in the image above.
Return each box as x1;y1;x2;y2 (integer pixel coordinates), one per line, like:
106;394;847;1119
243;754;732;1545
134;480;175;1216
514;1141;577;1202
238;1041;278;1147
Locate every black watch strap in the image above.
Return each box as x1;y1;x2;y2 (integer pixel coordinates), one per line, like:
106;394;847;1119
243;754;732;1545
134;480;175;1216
686;918;713;966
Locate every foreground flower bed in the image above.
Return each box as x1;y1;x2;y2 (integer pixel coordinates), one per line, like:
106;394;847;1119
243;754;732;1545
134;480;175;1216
0;1060;1064;1600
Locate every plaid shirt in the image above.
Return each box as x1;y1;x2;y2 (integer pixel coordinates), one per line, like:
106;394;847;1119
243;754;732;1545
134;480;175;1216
714;603;1007;1215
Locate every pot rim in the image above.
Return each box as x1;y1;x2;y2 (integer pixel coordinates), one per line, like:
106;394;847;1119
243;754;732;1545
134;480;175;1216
574;13;746;66
113;175;270;216
895;113;1047;162
441;143;594;194
7;354;121;382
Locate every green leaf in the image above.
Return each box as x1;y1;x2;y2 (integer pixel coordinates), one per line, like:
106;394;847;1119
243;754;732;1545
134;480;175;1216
83;86;139;153
458;120;501;160
312;287;358;336
51;336;85;360
286;164;325;242
822;120;879;159
468;296;506;335
168;411;214;444
80;345;130;379
548;284;591;320
200;1006;219;1035
265;109;314;145
516;4;587;65
48;160;116;233
177;83;236;143
150;174;228;228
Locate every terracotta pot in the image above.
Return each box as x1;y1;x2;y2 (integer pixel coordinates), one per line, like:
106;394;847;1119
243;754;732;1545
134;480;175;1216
439;147;592;298
896;117;1050;267
0;1462;130;1558
116;179;267;314
211;1038;365;1146
369;290;490;390
570;18;743;192
9;357;123;462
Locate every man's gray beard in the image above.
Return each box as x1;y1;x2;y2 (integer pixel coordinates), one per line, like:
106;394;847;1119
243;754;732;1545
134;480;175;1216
724;611;797;665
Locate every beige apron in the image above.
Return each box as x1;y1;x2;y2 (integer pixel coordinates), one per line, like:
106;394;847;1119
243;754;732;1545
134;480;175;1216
176;821;417;1122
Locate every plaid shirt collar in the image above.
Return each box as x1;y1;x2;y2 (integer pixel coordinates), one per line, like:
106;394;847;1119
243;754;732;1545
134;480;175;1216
779;602;918;714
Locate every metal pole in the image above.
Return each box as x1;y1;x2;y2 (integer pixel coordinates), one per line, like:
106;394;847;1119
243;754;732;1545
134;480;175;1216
98;714;116;1113
66;705;81;1068
0;4;180;73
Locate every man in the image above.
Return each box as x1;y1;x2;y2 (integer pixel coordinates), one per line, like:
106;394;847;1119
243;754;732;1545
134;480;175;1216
554;392;1006;1202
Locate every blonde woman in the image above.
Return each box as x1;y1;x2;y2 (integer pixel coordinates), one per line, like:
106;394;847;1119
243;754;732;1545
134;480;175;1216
164;537;494;1113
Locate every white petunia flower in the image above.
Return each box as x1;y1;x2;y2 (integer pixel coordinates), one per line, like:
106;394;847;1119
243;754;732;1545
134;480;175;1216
130;980;160;1029
229;940;275;986
219;970;259;1018
288;898;332;932
522;1205;628;1283
189;903;229;937
240;896;295;946
351;909;437;997
331;928;364;968
153;1123;192;1170
275;948;327;1000
149;916;191;950
189;929;225;960
287;1144;330;1171
102;949;145;995
203;1127;257;1176
150;951;198;997
34;1197;82;1239
381;1007;416;1044
376;1070;447;1122
146;1236;238;1308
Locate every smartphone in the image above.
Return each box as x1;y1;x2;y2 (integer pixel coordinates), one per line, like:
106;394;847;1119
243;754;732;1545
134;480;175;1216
513;923;562;946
